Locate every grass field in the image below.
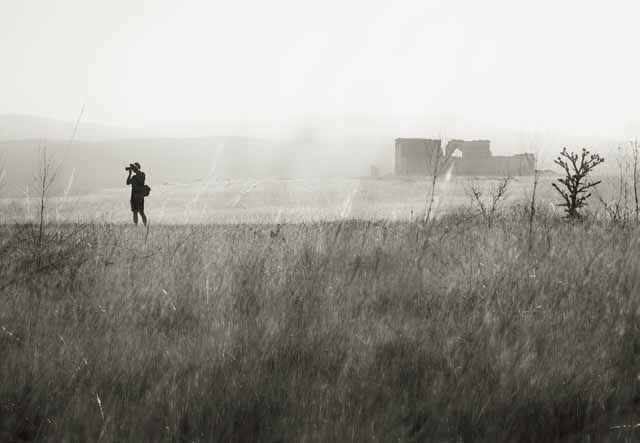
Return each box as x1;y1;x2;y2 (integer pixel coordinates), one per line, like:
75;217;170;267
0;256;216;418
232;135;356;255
0;175;566;225
2;175;640;441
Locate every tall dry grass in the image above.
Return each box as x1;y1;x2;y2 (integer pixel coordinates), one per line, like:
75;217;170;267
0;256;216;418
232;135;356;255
1;206;640;441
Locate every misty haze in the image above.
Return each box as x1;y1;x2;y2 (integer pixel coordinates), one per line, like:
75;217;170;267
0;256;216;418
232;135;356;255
2;1;640;441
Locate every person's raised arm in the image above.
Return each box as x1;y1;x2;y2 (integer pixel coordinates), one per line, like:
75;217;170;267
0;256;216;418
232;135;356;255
126;170;133;185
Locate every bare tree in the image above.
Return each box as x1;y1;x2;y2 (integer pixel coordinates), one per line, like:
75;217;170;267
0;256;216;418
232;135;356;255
35;146;58;249
552;147;604;218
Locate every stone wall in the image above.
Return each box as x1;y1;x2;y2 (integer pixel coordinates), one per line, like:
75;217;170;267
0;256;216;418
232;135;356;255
450;153;535;176
445;139;492;159
394;138;442;175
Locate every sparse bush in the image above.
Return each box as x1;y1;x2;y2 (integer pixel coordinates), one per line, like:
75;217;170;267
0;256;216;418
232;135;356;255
595;143;634;225
468;176;511;226
598;140;640;225
552;147;604;218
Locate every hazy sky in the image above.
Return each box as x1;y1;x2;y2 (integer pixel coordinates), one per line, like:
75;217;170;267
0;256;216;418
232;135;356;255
2;0;639;137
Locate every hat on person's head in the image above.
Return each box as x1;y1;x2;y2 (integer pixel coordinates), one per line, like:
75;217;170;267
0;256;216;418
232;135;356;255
134;162;141;169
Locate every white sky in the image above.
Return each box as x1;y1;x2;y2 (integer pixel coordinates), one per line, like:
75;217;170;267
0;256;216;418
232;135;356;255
1;0;639;138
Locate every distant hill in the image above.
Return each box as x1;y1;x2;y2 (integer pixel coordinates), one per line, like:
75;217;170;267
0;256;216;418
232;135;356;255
0;114;628;197
0;114;150;141
0;135;390;197
0;137;264;196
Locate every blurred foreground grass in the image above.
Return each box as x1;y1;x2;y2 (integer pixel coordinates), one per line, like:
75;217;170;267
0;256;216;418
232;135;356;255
1;207;640;441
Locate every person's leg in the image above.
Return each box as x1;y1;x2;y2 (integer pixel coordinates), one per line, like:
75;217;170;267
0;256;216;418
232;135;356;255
140;211;147;226
130;199;137;225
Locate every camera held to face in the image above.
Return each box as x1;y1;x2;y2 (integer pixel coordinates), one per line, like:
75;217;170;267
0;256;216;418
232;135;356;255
125;163;135;172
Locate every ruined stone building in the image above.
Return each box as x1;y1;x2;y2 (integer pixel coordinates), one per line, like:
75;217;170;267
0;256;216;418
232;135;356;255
394;138;535;176
394;138;442;175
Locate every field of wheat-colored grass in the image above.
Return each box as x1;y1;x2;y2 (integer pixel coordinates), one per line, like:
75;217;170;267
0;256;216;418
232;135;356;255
0;175;564;224
1;200;640;441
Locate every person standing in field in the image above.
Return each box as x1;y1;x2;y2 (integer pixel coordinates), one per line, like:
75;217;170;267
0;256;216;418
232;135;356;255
126;162;148;226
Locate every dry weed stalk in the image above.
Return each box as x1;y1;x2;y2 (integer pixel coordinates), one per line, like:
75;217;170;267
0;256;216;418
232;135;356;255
528;168;539;252
631;139;639;221
424;145;442;224
0;153;5;195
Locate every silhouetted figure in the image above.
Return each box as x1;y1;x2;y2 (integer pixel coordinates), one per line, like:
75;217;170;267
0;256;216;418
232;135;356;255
126;162;147;226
